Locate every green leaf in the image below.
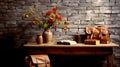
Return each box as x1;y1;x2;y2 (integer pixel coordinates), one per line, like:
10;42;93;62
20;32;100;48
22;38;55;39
38;23;44;28
43;23;49;28
38;22;50;29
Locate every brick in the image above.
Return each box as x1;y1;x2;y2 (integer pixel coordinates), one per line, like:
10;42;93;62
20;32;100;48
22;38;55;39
79;3;91;6
116;0;120;3
78;29;85;34
87;6;100;10
115;3;120;6
92;2;104;6
38;0;50;3
94;21;105;25
68;15;81;21
104;20;113;24
51;0;61;3
86;0;92;2
110;0;116;3
63;0;79;3
66;31;78;35
100;7;111;10
73;20;81;24
100;10;111;13
55;28;63;32
65;3;79;7
79;0;86;3
67;10;78;15
75;7;86;10
115;17;120;20
112;7;120;10
99;14;110;17
67;25;79;28
69;28;78;32
92;0;109;2
112;10;120;13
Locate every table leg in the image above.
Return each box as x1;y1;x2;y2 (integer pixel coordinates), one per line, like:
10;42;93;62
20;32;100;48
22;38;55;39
107;54;114;67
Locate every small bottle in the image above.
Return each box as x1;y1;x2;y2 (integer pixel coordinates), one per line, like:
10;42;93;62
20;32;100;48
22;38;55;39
36;34;43;44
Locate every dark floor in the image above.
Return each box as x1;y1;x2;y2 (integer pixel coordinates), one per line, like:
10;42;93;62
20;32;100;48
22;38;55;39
49;55;107;67
0;49;25;67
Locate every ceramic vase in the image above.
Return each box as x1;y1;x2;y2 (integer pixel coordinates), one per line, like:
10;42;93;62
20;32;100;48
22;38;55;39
36;34;43;44
42;28;53;43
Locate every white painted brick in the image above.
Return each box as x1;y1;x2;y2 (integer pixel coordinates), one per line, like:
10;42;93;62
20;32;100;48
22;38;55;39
79;3;91;6
74;7;86;10
117;14;120;17
100;7;111;10
68;15;81;21
78;29;85;34
55;28;63;32
112;10;120;13
39;0;50;3
93;21;105;25
116;0;120;3
100;10;111;13
115;17;120;20
92;2;104;6
69;28;78;32
99;14;110;17
86;0;92;2
110;0;116;3
115;3;120;6
112;7;120;10
92;0;109;2
104;3;115;6
63;0;80;3
67;25;79;28
104;20;113;24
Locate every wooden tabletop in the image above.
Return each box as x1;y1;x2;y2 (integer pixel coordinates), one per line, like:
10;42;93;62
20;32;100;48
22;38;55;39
24;42;119;48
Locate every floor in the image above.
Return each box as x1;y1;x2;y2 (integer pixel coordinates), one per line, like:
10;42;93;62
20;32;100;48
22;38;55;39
49;55;107;67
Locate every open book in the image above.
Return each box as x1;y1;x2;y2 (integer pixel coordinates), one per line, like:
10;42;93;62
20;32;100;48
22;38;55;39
56;40;77;45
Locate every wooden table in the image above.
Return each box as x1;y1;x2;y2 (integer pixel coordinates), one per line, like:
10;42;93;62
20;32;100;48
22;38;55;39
23;42;119;67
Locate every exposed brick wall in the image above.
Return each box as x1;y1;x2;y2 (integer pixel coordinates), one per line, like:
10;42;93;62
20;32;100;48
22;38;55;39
0;0;120;67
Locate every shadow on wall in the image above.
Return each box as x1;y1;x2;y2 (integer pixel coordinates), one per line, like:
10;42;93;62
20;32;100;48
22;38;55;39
0;1;34;49
0;31;21;50
0;24;33;49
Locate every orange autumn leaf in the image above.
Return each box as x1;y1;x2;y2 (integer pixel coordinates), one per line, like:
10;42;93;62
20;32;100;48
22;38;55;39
34;17;40;21
46;10;53;16
63;27;68;31
56;14;62;20
64;21;70;25
31;21;37;25
23;6;70;29
52;7;57;14
48;18;54;24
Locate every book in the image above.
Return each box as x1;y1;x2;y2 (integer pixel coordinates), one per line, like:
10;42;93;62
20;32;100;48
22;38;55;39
84;39;100;45
57;40;77;45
